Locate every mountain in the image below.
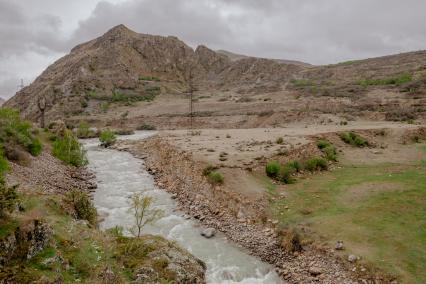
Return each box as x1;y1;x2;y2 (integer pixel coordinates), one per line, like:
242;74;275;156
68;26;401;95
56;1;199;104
0;97;4;106
5;25;303;122
5;25;426;128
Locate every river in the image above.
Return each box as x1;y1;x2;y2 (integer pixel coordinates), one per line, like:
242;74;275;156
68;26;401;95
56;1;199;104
83;132;282;284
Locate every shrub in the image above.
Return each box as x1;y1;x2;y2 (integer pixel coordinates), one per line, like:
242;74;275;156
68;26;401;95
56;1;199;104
323;146;337;161
207;171;224;185
278;228;303;253
0;149;9;176
316;139;331;150
65;189;97;225
99;129;117;147
305;157;328;172
276;137;284;144
278;165;296;184
266;161;281;178
0;108;43;156
28;138;42;156
52;130;88;167
202;165;217;176
287;160;301;172
76;121;95;138
339;132;368;147
0;178;18;217
137;124;156;131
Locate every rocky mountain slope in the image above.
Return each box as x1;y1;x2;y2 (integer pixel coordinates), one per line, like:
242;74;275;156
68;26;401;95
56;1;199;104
4;24;426;128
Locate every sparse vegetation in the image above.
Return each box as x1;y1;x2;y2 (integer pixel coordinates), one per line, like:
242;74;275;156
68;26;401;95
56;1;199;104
0;108;43;157
128;193;164;237
0;179;18;218
52;129;88;167
305;157;328;172
276;137;284;144
99;129;117;147
76;121;96;138
137;123;156;130
65;189;97;225
139;76;160;82
317;139;338;161
207;171;224;185
339;132;369;147
202;165;217;176
357;73;412;87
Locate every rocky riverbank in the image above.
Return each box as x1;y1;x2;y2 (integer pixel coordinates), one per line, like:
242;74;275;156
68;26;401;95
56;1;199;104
118;136;395;284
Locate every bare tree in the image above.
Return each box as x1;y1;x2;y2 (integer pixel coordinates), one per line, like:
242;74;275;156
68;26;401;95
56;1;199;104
37;95;47;129
128;193;164;238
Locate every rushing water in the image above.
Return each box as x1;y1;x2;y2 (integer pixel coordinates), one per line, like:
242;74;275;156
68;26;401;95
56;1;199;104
83;132;282;284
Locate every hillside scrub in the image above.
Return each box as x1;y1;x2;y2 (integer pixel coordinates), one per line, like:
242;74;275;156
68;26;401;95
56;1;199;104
357;73;412;87
317;139;338;161
207;171;224;185
52;129;88;167
0;178;18;218
305;157;328;172
339;132;369;147
0;108;43;157
76;121;97;138
99;129;117;147
65;189;97;225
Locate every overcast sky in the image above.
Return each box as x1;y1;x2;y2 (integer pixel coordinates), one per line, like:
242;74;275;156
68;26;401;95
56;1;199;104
1;0;426;99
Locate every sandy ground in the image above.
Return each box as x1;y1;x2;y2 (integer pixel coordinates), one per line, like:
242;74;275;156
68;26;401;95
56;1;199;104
159;121;422;167
153;122;425;201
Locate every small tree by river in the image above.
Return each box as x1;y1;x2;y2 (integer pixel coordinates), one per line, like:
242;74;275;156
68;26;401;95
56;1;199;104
128;193;164;237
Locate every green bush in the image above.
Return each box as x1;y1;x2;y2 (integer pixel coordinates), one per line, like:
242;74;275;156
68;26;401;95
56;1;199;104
52;130;88;167
266;161;281;178
0;178;18;217
202;165;217;176
323;146;337;161
76;121;95;138
305;157;328;172
316;139;332;149
0;108;42;157
278;165;296;184
276;137;284;144
99;129;117;147
287;160;301;172
28;138;42;156
65;189;97;225
0;149;9;176
207;171;224;185
339;132;368;147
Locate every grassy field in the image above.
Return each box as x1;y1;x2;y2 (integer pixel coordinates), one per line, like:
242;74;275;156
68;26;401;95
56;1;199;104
268;145;426;283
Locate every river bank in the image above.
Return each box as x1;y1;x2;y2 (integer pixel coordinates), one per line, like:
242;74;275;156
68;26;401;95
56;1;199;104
116;135;362;284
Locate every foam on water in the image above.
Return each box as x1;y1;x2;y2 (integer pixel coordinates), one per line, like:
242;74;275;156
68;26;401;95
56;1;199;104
83;133;283;284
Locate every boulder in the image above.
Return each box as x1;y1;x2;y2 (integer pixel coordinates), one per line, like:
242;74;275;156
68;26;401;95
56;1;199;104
201;228;216;238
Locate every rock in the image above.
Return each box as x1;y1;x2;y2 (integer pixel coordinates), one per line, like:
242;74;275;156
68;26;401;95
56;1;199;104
309;266;323;276
201;228;216;238
348;254;358;263
335;240;344;250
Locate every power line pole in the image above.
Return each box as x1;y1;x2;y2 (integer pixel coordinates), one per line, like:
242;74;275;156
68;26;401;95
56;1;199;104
188;69;195;135
17;79;24;91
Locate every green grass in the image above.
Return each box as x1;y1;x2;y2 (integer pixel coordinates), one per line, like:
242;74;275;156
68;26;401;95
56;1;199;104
52;130;88;167
357;73;412;87
270;163;426;283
